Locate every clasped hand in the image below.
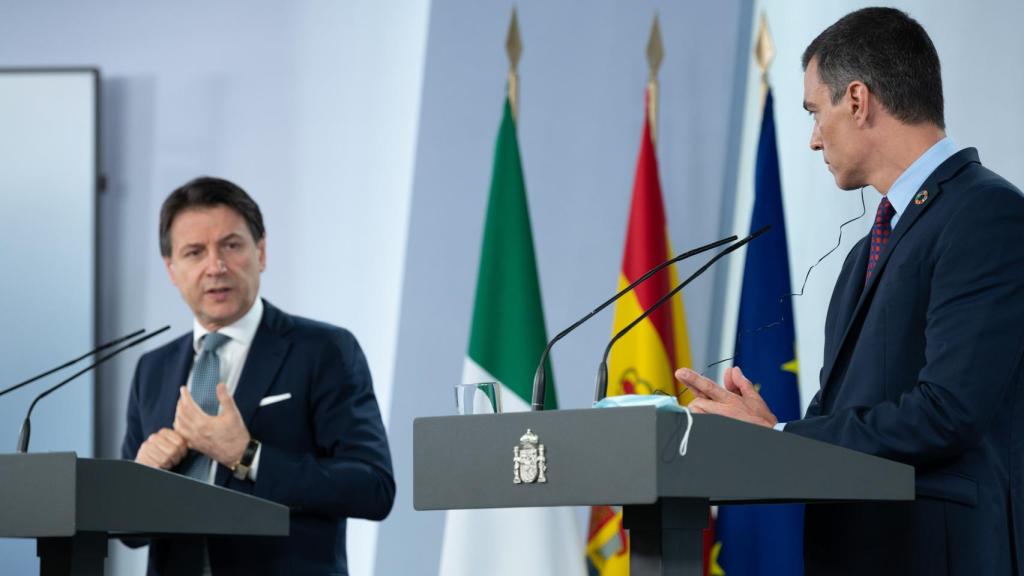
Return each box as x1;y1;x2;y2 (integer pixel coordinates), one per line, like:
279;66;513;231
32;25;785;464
134;383;250;470
674;366;779;428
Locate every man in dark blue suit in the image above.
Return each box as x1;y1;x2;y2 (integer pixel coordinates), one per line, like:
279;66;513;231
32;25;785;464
122;177;394;575
677;8;1024;575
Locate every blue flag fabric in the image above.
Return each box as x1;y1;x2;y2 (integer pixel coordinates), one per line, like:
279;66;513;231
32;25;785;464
716;89;804;575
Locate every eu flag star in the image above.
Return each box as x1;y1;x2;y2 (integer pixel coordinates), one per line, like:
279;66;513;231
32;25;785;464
781;358;799;376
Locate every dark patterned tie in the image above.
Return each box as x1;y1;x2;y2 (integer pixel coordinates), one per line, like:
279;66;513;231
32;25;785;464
865;196;896;286
182;332;230;480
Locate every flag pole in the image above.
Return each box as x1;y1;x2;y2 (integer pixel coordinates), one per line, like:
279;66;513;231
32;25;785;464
755;12;774;104
646;14;664;146
506;8;522;121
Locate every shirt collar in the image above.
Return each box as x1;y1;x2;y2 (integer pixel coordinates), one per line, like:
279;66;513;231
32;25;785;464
886;136;959;228
192;297;264;353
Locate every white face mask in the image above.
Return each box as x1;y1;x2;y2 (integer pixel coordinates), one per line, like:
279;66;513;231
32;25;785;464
592;394;693;456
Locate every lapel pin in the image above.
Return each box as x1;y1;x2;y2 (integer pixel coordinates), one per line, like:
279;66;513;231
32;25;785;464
914;188;929;205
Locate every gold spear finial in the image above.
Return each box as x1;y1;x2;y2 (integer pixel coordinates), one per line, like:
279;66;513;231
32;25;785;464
754;12;774;102
646;13;664;145
506;8;523;120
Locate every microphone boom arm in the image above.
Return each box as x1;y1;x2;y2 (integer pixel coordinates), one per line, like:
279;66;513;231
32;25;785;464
596;225;771;402
0;329;145;398
530;234;738;411
17;325;171;453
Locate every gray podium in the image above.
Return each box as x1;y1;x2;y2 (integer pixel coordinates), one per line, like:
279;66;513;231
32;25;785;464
414;406;914;576
0;452;289;576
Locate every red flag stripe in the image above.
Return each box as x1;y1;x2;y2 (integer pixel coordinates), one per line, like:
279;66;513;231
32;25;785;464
621;94;676;368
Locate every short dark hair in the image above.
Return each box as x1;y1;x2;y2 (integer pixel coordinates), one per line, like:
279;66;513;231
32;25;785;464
159;176;265;257
802;7;945;129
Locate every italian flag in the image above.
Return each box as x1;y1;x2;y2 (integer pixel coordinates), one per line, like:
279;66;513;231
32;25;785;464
437;98;585;576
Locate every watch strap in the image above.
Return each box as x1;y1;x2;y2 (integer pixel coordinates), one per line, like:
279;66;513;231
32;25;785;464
232;438;260;480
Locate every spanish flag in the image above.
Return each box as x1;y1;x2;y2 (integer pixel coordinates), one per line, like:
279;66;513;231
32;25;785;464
585;90;703;575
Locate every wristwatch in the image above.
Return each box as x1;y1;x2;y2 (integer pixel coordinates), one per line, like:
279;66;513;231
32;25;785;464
232;438;261;481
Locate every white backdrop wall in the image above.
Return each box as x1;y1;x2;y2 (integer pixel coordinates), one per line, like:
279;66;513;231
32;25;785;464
0;2;429;575
721;1;1024;416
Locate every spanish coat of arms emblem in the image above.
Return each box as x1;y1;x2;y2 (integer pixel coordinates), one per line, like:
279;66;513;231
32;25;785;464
513;428;547;484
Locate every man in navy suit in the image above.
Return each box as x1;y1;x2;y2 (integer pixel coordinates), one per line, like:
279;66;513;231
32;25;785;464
122;177;394;575
676;8;1024;575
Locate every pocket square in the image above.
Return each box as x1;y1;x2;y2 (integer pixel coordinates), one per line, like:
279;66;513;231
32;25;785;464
259;393;292;407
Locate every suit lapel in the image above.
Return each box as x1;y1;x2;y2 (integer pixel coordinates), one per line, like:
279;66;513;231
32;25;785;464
820;149;980;395
820;236;869;390
158;334;194;428
214;301;291;485
234;323;290;427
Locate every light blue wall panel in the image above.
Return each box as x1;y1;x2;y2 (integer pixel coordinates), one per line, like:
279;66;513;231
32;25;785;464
0;69;97;576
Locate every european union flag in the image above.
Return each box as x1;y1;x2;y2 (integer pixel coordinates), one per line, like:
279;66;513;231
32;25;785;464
716;89;803;575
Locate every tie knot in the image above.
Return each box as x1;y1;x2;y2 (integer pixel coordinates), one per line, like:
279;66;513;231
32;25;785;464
201;332;230;353
877;196;896;226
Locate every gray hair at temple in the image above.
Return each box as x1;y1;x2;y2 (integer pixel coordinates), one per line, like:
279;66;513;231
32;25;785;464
802;7;945;129
158;176;265;258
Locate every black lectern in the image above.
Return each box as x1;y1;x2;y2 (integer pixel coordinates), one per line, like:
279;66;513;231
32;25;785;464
0;452;288;576
414;407;914;576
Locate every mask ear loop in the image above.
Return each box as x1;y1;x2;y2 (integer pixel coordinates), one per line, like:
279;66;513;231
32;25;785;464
679;406;693;456
701;186;869;376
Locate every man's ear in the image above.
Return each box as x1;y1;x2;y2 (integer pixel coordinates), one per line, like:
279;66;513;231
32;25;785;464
846;81;871;127
164;257;179;287
257;237;266;272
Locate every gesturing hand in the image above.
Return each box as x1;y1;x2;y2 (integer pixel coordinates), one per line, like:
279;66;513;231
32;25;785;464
174;383;250;467
135;427;188;470
675;366;778;428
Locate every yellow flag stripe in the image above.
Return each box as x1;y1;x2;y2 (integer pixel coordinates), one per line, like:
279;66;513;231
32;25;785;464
607;238;696;406
665;234;694;374
608;275;681;399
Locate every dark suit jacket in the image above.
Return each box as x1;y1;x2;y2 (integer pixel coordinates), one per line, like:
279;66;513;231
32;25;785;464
122;300;395;576
785;149;1024;575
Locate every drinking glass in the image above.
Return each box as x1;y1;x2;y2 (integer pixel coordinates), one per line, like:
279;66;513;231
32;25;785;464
454;382;502;415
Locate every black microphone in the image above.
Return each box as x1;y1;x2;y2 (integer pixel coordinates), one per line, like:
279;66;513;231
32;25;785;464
595;225;771;402
17;325;171;453
0;328;146;398
530;234;738;411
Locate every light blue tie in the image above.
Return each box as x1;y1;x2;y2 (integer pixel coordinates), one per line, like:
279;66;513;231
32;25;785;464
182;332;230;481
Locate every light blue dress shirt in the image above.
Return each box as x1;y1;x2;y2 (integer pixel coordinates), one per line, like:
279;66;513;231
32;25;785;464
886;136;959;229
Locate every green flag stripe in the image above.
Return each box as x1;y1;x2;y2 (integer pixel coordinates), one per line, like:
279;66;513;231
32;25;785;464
467;98;556;408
